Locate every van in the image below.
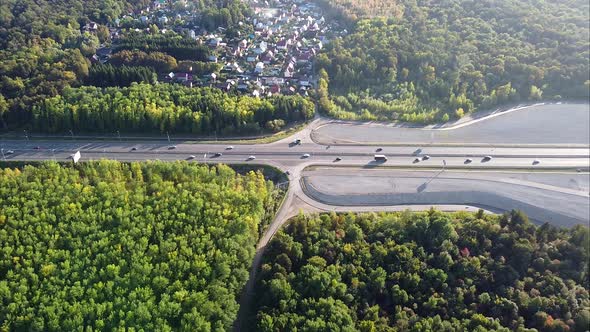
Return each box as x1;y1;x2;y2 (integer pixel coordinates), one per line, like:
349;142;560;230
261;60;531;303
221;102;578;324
374;154;387;162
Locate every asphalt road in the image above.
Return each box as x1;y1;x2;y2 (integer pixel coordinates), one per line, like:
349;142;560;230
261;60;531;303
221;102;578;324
2;141;589;169
313;103;590;145
302;168;590;228
2;107;589;332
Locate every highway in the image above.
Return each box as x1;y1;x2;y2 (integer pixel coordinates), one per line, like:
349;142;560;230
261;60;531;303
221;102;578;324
1;103;589;331
1;105;589;227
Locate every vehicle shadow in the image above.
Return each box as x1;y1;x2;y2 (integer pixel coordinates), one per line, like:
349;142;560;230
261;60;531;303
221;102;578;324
417;182;428;193
363;160;386;168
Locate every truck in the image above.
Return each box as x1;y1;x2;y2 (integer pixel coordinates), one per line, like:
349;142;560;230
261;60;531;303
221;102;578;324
374;154;387;162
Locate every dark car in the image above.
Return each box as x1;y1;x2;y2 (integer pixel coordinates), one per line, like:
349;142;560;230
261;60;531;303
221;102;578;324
214;152;223;157
422;155;430;161
334;157;342;162
131;147;138;151
33;146;41;150
376;148;383;152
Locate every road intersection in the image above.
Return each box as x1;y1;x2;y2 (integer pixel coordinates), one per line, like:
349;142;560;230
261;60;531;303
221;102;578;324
1;104;589;331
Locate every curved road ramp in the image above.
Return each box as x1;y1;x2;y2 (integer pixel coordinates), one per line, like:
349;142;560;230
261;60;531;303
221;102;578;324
301;168;590;228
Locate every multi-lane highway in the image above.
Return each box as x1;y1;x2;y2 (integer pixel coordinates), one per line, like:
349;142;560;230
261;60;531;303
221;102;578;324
2;103;589;331
1;103;589;225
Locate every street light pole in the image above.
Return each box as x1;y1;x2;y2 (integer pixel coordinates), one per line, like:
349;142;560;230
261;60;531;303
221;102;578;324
69;130;74;140
23;130;28;141
166;131;170;143
1;148;5;160
117;130;121;141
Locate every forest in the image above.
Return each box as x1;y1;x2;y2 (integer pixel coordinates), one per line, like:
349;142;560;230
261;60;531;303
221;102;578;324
86;64;156;87
30;83;314;134
0;161;279;331
110;50;179;73
250;210;590;331
114;33;211;62
314;0;403;22
0;0;140;131
316;0;590;123
0;0;312;134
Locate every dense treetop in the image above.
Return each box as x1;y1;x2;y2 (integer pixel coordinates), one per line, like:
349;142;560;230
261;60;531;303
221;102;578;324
30;83;315;134
251;210;590;331
0;0;147;48
316;0;590;123
315;0;403;21
0;161;278;331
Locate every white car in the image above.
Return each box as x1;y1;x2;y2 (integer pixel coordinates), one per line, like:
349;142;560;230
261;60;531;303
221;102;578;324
226;146;234;150
168;145;177;150
187;155;196;160
5;150;14;154
247;155;256;160
302;153;310;158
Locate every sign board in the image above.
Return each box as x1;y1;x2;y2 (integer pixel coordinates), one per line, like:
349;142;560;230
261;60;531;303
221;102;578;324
71;151;81;163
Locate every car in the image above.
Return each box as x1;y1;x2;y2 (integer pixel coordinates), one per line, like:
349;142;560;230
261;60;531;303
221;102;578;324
33;146;41;150
482;155;493;162
293;138;302;145
5;150;14;154
302;153;310;158
214;152;223;157
168;145;177;150
413;158;421;163
226;146;234;150
247;155;256;160
422;155;430;161
334;157;342;162
464;158;473;164
376;148;383;152
187;155;196;160
131;147;138;151
532;159;541;165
